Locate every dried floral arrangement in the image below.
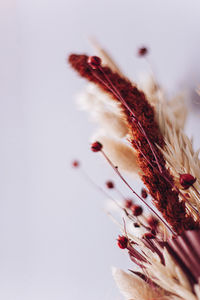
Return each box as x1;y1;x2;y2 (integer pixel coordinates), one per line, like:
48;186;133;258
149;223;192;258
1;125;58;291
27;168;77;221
68;43;200;300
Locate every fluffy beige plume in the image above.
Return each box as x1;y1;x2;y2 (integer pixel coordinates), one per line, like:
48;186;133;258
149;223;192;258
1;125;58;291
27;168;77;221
112;268;171;300
95;111;128;138
77;84;128;138
91;133;139;176
140;74;200;210
77;82;139;176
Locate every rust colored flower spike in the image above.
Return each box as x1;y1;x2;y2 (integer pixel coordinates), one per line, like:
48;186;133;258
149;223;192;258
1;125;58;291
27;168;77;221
106;180;114;189
138;47;148;56
87;56;101;69
117;235;128;249
91;141;102;152
180;173;196;189
68;53;198;234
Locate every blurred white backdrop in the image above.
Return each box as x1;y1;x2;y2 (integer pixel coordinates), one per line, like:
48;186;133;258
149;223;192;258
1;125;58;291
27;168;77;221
1;0;200;299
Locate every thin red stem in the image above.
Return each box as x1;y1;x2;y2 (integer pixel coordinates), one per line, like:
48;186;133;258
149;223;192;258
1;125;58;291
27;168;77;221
79;168;121;208
100;149;175;235
79;168;140;223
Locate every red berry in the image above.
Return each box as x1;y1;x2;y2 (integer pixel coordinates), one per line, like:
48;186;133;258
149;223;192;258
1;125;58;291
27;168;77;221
143;232;155;240
180;174;196;189
91;141;102;152
184;193;190;198
138;47;148;56
87;56;101;69
72;160;80;168
131;205;143;216
106;181;114;189
147;216;158;229
124;199;133;209
117;235;128;249
141;188;148;199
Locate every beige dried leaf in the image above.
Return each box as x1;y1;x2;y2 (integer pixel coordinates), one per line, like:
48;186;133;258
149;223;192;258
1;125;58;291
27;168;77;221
94;110;128;138
77;84;128;138
91;133;139;176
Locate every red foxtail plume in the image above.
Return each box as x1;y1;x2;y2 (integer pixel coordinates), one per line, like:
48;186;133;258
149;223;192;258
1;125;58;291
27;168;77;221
68;53;199;234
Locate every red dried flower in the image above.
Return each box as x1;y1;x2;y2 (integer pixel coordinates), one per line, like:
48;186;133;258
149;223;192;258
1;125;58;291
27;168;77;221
117;235;128;249
106;180;114;189
147;216;159;229
131;205;143;216
124;199;133;209
72;160;80;168
87;56;101;69
91;141;102;152
180;174;196;189
141;188;148;199
138;47;148;56
184;193;190;198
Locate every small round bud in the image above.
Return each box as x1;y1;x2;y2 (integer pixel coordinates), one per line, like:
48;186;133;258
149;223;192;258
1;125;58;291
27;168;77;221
124;199;133;209
72;160;80;168
184;193;190;198
91;141;102;152
131;205;143;216
106;181;114;189
143;232;155;240
180;173;196;189
147;216;158;229
87;56;101;69
141;188;148;199
138;47;148;57
117;235;128;249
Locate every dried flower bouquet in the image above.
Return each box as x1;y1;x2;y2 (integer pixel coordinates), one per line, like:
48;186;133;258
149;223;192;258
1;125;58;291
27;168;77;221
68;44;200;300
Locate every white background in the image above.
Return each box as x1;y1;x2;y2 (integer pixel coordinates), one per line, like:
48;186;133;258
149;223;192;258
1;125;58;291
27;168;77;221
1;1;200;299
